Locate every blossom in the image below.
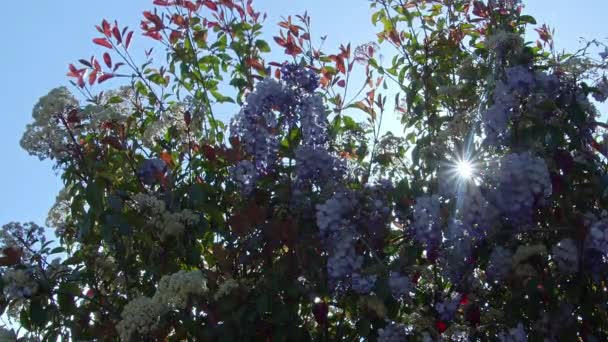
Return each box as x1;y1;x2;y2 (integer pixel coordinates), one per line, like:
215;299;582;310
484;152;552;227
281;63;319;93
154;270;208;309
388;272;412;298
20;87;80;161
116;296;165;341
377;322;408;342
411;195;442;250
497;322;527;342
2;267;39;299
351;273;377;294
552;238;578;274
137;158;168;185
213;278;239;301
326;229;363;281
486;246;513;282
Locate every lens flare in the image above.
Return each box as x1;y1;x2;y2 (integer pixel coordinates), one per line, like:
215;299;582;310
456;160;474;180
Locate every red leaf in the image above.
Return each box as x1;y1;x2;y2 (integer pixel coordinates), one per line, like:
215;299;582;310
144;31;163;41
101;136;123;150
337;79;346;88
169;30;183;44
153;0;173;5
93;58;102;71
246;57;264;72
125;31;134;49
93;38;113;49
202;144;216;161
88;70;98;86
103;53;112;68
78;59;92;68
183;1;197;11
75;74;85;88
101;19;112;37
273;36;285;46
98;73;115;84
0;247;22;267
113;62;125;72
112;26;122;44
67;63;79;76
203;0;218;11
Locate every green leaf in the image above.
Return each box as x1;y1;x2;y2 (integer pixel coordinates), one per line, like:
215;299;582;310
210;90;235;103
255;39;271;53
29;301;48;328
519;15;537;25
50;247;65;254
86;181;103;214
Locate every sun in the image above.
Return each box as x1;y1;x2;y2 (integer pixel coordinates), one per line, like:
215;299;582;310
455;159;474;180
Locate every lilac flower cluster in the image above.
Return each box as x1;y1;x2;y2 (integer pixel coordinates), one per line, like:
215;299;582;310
435;293;462;321
316;191;356;238
585;219;608;256
351;273;377;294
486;246;513;282
592;78;608;102
552;238;579;274
441;220;473;284
377;322;409;342
326;229;363;281
411;195;442;251
299;95;327;147
482;65;560;146
485;152;552;227
459;185;498;240
230;160;256;195
295;146;346;184
230;78;292;174
295;89;345;187
316;192;365;289
388;271;412;298
497;322;527;342
361;181;394;246
281;63;319;93
137;158;167;185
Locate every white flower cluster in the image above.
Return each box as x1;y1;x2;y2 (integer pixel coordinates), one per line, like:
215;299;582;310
20;87;80;161
116;270;207;340
83;86;134;124
155;270;208;309
131;193;199;240
486;30;523;57
116;296;165;341
2;267;39;299
45;258;69;280
213;278;239;301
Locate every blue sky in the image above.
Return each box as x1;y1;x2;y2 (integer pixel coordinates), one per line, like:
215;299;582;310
0;0;606;230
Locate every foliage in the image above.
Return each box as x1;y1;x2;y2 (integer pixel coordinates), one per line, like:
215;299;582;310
4;0;608;340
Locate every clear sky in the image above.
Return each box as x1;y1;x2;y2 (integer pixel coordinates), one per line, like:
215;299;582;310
1;0;606;231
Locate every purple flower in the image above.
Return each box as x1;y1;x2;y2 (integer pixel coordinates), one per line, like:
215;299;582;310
484;152;552;227
388;272;412;298
281;63;319;93
137;158;167;185
377;322;408;342
351;273;377;294
411;195;442;251
487;246;513;282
